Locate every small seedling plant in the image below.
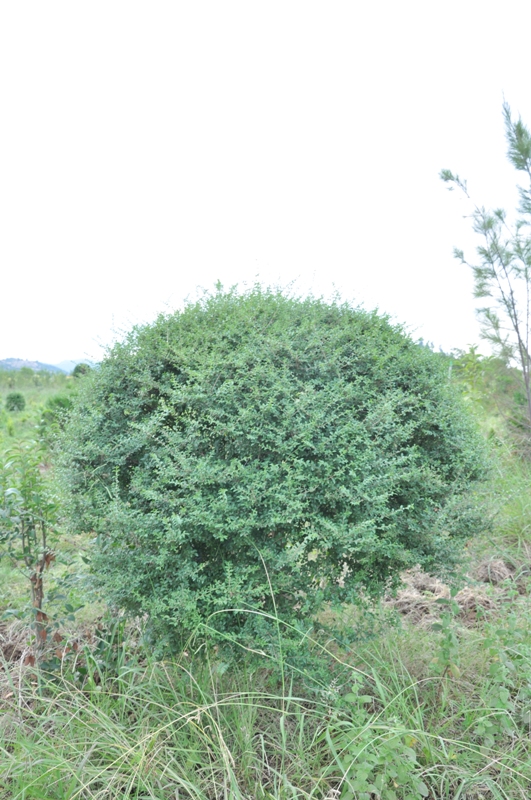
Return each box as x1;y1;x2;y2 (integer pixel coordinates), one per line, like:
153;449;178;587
471;612;531;747
431;587;461;681
323;674;429;799
0;441;61;647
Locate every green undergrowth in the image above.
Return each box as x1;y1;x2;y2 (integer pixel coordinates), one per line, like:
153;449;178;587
2;593;531;799
463;448;531;589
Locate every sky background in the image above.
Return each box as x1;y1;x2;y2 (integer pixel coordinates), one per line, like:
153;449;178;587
2;1;531;365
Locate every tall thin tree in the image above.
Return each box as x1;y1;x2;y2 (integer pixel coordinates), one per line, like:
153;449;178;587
441;103;531;435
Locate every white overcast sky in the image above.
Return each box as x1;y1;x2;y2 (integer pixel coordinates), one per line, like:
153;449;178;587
2;1;531;364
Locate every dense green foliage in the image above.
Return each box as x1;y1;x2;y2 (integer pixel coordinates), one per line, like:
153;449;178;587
5;392;25;412
61;288;487;649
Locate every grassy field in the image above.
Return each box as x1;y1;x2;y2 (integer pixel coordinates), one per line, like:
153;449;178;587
2;363;531;798
0;369;74;444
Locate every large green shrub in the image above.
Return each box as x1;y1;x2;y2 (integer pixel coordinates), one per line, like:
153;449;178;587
61;288;488;650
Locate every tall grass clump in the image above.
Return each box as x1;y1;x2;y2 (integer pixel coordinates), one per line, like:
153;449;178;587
2;605;531;799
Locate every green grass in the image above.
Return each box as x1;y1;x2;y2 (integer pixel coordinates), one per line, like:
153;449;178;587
0;369;75;445
2;597;531;799
0;561;27;609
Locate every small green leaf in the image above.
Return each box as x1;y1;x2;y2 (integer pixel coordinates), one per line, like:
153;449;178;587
344;693;359;703
2;608;21;619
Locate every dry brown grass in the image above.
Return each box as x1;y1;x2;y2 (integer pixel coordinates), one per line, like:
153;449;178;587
386;567;498;628
473;557;514;585
0;621;29;666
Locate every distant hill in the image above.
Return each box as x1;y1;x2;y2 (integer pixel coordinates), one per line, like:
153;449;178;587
0;358;63;373
55;359;94;373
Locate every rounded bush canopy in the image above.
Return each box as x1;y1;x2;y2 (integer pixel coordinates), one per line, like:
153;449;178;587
72;362;92;378
5;392;26;412
62;287;487;648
